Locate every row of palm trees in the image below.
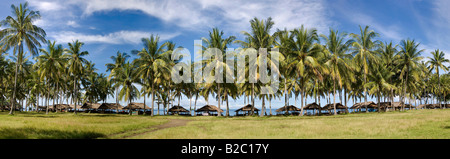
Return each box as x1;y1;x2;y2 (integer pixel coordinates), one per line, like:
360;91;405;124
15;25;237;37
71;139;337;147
0;3;449;116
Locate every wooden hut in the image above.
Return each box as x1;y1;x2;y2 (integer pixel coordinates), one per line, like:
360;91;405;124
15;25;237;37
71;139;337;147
235;104;260;116
168;105;190;116
98;103;123;113
275;105;301;115
418;104;434;109
123;103;151;115
81;103;101;113
303;103;321;115
195;105;223;116
351;101;377;112
322;103;347;114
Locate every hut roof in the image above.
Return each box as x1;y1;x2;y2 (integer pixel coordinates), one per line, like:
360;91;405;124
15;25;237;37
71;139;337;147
235;104;260;112
303;103;321;110
323;103;347;110
99;103;123;110
81;103;101;109
392;102;404;108
275;105;300;112
195;105;224;113
50;104;72;110
351;102;377;109
168;105;189;112
418;104;434;109
123;103;148;110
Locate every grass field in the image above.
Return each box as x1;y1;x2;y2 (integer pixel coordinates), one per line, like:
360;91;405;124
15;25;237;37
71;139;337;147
0;109;449;139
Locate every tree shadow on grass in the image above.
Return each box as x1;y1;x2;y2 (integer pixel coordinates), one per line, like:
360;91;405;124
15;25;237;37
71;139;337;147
0;127;106;139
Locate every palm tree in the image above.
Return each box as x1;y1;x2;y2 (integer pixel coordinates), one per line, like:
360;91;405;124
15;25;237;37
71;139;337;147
66;40;89;114
322;29;354;115
133;35;171;116
378;42;398;111
0;2;46;114
396;39;423;111
426;49;449;109
116;62;140;115
38;40;67;114
201;28;236;117
366;64;395;112
350;25;380;112
106;51;130;112
287;26;324;116
235;17;275;115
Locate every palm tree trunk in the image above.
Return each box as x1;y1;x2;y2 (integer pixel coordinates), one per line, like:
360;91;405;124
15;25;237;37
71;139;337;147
364;69;368;113
300;86;304;116
151;84;155;117
226;95;229;117
9;59;19;115
403;72;408;111
116;87;119;113
284;78;288;115
377;90;381;113
269;97;272;116
260;97;265;117
333;79;337;115
74;77;78;115
251;83;255;115
437;69;441;109
218;83;221;117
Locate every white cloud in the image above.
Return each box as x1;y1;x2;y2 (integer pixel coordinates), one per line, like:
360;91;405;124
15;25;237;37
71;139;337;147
50;30;180;44
66;20;80;28
28;0;330;34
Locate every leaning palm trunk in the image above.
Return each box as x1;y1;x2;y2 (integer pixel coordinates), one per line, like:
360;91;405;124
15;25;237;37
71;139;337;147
438;69;442;109
284;78;288;115
300;86;304;116
403;72;408;111
226;95;230;117
9;58;20;115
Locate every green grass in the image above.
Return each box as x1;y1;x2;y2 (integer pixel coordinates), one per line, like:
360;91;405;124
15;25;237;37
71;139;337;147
0;109;448;139
0;112;168;139
131;109;450;139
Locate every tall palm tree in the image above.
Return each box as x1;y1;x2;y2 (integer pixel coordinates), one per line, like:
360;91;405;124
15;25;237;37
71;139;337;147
0;2;46;114
38;40;67;114
426;49;449;109
106;51;130;112
322;29;354;115
201;28;236;117
366;64;395;112
133;35;171;116
115;62;141;115
350;25;380;112
287;26;324;116
66;40;89;114
235;17;276;115
378;42;398;111
396;39;423;111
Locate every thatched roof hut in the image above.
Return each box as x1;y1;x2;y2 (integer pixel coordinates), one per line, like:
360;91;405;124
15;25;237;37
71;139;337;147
323;103;347;110
303;103;321;110
351;101;377;109
168;105;190;115
81;103;101;109
123;103;149;110
195;105;223;113
235;104;260;116
392;102;404;108
275;105;300;112
52;104;71;110
235;104;260;112
99;103;123;110
418;104;434;109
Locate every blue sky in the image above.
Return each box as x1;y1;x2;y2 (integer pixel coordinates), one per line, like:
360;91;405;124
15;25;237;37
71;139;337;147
1;0;449;109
